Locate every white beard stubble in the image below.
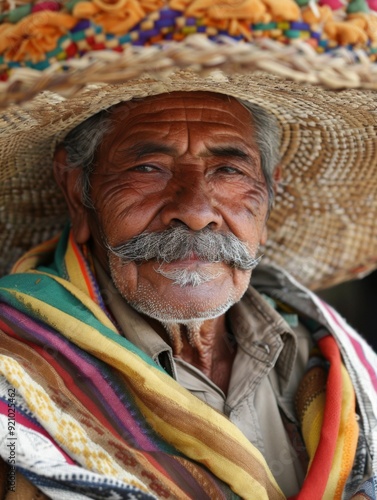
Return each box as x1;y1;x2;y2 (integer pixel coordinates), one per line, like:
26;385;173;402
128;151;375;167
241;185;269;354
108;256;252;355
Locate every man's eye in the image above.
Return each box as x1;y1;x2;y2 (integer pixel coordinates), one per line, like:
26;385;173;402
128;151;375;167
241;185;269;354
131;164;158;173
217;166;242;174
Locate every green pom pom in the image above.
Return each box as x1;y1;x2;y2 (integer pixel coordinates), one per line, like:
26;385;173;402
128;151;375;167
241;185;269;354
65;0;83;13
346;0;370;13
7;4;32;23
295;0;311;5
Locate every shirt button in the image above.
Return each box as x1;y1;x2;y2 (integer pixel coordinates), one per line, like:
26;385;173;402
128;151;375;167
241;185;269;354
252;341;271;354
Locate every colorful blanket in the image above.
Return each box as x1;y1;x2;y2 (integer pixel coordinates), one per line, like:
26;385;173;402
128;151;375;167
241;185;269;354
0;227;376;499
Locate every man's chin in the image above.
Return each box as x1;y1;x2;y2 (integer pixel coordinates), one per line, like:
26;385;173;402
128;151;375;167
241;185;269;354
108;257;251;324
126;294;237;324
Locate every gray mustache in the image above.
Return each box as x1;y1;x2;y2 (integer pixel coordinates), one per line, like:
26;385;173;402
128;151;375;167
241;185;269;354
106;226;261;271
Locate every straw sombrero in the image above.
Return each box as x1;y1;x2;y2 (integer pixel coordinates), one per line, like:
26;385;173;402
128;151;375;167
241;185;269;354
1;0;377;290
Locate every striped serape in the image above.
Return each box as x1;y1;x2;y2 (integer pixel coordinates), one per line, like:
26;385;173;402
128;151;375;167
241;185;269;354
0;227;376;499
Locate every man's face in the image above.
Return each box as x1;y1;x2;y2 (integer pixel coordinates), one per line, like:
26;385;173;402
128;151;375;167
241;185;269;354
69;91;270;322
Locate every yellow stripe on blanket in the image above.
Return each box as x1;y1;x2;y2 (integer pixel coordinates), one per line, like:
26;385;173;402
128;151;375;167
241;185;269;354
0;355;153;494
26;270;118;333
134;393;284;500
4;289;284;500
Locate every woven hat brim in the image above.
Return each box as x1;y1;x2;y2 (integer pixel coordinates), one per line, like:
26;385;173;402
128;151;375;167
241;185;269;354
1;70;377;289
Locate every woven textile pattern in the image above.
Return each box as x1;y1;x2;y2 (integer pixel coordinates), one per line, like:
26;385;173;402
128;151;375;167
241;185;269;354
0;227;376;498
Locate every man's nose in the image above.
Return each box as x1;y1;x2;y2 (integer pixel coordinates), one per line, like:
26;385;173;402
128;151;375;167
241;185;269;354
160;181;222;231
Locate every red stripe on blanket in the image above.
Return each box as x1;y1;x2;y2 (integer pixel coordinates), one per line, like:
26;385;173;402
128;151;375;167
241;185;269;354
290;336;342;500
322;301;377;392
0;317;122;440
0;397;75;464
69;232;97;302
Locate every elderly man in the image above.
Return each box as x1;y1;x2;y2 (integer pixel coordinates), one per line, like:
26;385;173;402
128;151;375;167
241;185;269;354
1;84;376;500
1;2;377;498
55;91;277;388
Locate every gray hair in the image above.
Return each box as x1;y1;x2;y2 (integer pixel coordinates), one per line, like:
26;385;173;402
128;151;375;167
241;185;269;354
62;96;281;210
62;108;115;208
238;99;280;210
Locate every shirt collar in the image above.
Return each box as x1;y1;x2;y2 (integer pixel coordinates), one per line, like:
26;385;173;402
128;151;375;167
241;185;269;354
229;286;297;390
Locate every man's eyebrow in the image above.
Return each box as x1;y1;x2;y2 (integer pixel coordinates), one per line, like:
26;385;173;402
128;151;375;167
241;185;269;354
119;143;259;163
125;142;177;159
203;146;258;163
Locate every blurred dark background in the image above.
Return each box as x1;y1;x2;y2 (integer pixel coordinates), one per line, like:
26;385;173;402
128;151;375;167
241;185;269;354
318;270;377;351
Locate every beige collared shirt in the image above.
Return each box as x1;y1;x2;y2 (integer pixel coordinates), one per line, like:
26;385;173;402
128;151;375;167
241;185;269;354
95;261;312;497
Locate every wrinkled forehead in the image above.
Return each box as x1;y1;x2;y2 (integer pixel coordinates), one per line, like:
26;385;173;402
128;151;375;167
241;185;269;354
94;90;259;164
108;90;251;126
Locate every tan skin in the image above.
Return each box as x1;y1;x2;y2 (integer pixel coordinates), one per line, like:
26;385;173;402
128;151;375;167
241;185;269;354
54;91;278;394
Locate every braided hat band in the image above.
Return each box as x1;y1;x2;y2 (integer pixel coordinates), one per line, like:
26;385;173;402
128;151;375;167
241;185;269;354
0;0;377;289
1;0;377;103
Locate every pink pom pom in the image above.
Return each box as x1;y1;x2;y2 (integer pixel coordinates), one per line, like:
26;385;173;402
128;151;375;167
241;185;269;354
31;1;61;13
367;0;377;10
318;0;344;9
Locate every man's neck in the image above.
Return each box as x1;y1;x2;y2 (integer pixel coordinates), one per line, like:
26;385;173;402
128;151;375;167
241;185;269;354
92;257;237;393
140;314;237;394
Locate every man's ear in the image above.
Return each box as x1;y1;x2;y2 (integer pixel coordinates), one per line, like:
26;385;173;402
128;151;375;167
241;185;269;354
260;225;268;246
53;146;91;244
